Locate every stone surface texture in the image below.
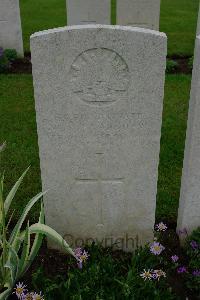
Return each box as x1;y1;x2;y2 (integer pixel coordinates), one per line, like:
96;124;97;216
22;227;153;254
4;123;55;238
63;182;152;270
67;0;111;25
31;25;167;251
0;0;23;55
117;0;160;30
177;36;200;237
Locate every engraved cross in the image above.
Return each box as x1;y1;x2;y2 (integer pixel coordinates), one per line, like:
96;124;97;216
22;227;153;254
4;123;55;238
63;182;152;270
81;11;96;24
75;153;124;225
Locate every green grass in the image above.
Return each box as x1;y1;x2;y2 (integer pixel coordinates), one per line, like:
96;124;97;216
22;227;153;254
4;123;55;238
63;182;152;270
19;0;199;56
160;0;199;56
0;74;191;221
157;74;191;220
0;74;41;220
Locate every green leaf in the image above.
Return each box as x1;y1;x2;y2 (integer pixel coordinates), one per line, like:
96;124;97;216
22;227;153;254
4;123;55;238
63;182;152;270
21;202;44;277
0;287;12;300
4;241;20;286
17;223;30;279
9;190;47;246
4;167;30;216
0;141;6;153
0;174;4;228
29;223;77;259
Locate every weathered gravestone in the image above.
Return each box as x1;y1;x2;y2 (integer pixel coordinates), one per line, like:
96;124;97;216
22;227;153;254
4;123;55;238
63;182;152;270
67;0;111;25
31;25;167;251
177;35;200;238
117;0;160;30
0;0;23;56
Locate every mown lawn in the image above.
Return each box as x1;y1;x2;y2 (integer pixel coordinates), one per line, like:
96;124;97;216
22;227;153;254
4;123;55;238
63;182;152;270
0;74;191;221
160;0;199;56
19;0;199;56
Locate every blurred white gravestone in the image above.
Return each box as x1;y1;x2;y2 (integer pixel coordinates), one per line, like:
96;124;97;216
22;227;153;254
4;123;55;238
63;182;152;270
0;0;23;56
117;0;160;30
177;35;200;238
31;25;166;251
67;0;111;25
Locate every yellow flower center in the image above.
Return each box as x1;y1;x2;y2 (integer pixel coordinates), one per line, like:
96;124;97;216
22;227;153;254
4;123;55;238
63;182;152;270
16;288;23;295
154;245;161;251
80;255;87;262
35;296;42;300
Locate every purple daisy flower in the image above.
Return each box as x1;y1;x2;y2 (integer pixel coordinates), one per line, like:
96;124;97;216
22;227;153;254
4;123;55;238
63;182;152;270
32;291;44;300
74;247;82;257
150;242;165;255
155;222;167;232
190;240;199;250
171;255;179;263
13;282;27;299
177;266;187;274
192;270;200;276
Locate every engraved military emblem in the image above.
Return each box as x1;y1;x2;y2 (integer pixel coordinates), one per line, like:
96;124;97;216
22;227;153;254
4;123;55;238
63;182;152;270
69;48;130;105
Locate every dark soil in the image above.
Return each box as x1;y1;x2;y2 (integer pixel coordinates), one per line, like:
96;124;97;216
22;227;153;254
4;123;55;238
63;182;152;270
170;57;192;74
9;52;32;74
1;53;192;75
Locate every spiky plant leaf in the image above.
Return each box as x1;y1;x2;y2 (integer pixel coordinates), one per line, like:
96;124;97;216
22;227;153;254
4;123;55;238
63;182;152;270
4;167;30;216
4;241;19;287
20;202;44;277
17;224;30;279
0;287;12;300
9;191;47;246
29;223;77;259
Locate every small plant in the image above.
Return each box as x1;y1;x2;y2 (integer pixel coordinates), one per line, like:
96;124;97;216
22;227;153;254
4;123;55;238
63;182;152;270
0;48;18;73
188;56;194;71
184;227;200;295
31;224;176;299
166;59;178;74
0;48;9;73
0;144;77;299
4;49;17;62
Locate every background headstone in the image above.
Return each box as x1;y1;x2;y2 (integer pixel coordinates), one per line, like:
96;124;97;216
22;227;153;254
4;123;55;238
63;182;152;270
117;0;160;30
177;35;200;237
31;25;166;251
67;0;111;25
0;0;23;56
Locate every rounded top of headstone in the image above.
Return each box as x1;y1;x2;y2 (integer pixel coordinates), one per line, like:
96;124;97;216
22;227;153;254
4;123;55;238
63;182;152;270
30;24;166;40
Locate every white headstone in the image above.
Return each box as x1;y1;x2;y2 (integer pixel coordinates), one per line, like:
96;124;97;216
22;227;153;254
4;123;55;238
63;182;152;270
177;35;200;238
0;0;23;56
67;0;111;25
31;25;166;251
117;0;160;30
